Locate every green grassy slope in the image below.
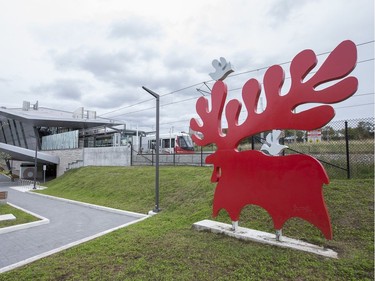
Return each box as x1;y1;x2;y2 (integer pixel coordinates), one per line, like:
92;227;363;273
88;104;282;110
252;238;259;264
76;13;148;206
1;166;373;280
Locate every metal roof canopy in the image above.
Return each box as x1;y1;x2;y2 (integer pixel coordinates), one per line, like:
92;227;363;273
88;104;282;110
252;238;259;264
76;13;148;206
0;143;60;164
0;107;123;129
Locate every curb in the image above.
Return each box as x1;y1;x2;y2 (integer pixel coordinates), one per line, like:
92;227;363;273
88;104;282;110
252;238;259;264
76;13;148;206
0;215;150;274
0;202;50;235
26;189;147;219
0;186;151;274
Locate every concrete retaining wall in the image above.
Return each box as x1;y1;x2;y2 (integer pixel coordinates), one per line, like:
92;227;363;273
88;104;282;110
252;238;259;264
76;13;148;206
47;146;131;176
47;149;84;177
46;147;211;177
84;146;131;167
132;153;211;166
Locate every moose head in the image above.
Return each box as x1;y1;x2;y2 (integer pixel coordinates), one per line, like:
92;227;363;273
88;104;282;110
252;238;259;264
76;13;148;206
190;40;358;240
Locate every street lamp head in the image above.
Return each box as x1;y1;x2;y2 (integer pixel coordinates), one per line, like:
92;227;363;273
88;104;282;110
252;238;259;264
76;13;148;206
142;86;159;99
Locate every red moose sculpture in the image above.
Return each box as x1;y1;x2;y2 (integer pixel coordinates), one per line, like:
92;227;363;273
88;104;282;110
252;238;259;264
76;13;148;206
190;40;358;240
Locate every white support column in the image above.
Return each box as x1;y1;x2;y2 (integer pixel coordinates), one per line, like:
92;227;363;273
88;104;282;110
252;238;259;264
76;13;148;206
231;221;238;232
276;229;282;241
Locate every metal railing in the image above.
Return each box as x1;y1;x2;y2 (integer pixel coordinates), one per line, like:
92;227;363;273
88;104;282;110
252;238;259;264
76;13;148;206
18;179;40;187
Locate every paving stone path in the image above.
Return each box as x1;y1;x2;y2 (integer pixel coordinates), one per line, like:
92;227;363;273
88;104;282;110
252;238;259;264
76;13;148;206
0;174;147;273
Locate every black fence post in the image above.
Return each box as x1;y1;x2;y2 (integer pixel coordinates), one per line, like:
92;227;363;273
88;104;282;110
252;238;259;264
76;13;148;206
130;142;133;166
280;134;286;156
251;136;255;150
345;121;351;179
151;150;154;166
200;146;203;167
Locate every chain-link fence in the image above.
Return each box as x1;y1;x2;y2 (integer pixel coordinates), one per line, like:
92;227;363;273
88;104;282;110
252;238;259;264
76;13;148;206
133;118;374;179
299;118;372;179
244;117;374;179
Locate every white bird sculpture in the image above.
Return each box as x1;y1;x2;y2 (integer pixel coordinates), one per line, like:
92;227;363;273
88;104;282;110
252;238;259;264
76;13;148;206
261;130;288;156
209;57;234;81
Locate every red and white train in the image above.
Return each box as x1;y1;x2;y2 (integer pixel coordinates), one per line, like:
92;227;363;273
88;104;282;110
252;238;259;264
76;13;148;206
139;132;194;154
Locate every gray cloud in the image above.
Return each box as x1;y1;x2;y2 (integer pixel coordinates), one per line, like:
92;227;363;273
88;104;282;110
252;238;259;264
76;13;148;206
24;0;371;131
80;52;125;77
32;79;86;101
50;45;205;98
0;77;10;83
108;16;163;40
83;87;149;110
52;47;156;82
52;48;127;74
267;0;310;22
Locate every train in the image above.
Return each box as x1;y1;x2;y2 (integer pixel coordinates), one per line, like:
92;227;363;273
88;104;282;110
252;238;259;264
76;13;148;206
139;132;195;154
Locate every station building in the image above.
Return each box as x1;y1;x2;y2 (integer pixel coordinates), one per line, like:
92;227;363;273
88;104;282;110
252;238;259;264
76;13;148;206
0;101;135;180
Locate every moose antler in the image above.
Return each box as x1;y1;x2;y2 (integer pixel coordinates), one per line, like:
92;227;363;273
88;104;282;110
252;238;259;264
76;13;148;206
190;82;228;147
191;40;358;149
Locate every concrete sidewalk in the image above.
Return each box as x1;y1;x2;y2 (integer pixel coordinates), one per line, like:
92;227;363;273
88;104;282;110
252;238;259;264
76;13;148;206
0;176;148;273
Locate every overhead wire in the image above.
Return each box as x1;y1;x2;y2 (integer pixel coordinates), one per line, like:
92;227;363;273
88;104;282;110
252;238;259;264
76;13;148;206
99;40;374;124
99;98;154;116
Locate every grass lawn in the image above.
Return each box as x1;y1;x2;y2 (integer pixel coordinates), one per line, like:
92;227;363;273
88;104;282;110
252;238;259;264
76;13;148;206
0;203;40;229
287;139;374;154
0;166;373;280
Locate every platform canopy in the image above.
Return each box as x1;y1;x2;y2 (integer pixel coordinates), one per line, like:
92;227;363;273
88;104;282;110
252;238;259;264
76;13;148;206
0;143;59;164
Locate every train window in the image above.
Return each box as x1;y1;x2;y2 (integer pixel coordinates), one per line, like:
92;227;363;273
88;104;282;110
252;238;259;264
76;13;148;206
162;138;170;148
148;140;156;149
178;136;187;148
177;135;194;150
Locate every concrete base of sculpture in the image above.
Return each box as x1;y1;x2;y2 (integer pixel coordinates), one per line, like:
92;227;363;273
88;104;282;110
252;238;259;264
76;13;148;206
192;219;338;259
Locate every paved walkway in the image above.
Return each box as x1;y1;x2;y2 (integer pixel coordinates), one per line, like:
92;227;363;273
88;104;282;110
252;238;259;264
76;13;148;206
0;175;148;273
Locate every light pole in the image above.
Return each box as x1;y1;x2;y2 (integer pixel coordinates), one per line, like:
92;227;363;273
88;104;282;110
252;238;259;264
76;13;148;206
28;134;39;189
33;137;38;189
142;86;160;213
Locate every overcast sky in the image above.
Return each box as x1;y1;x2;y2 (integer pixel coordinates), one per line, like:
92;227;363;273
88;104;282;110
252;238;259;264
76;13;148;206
0;0;373;133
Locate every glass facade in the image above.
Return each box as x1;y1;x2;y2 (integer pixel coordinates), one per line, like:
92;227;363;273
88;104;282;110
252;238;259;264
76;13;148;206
0;119;39;150
41;130;79;150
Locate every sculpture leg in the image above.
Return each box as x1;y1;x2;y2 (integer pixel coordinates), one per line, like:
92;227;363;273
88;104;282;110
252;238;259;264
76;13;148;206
276;229;282;241
231;221;238;232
